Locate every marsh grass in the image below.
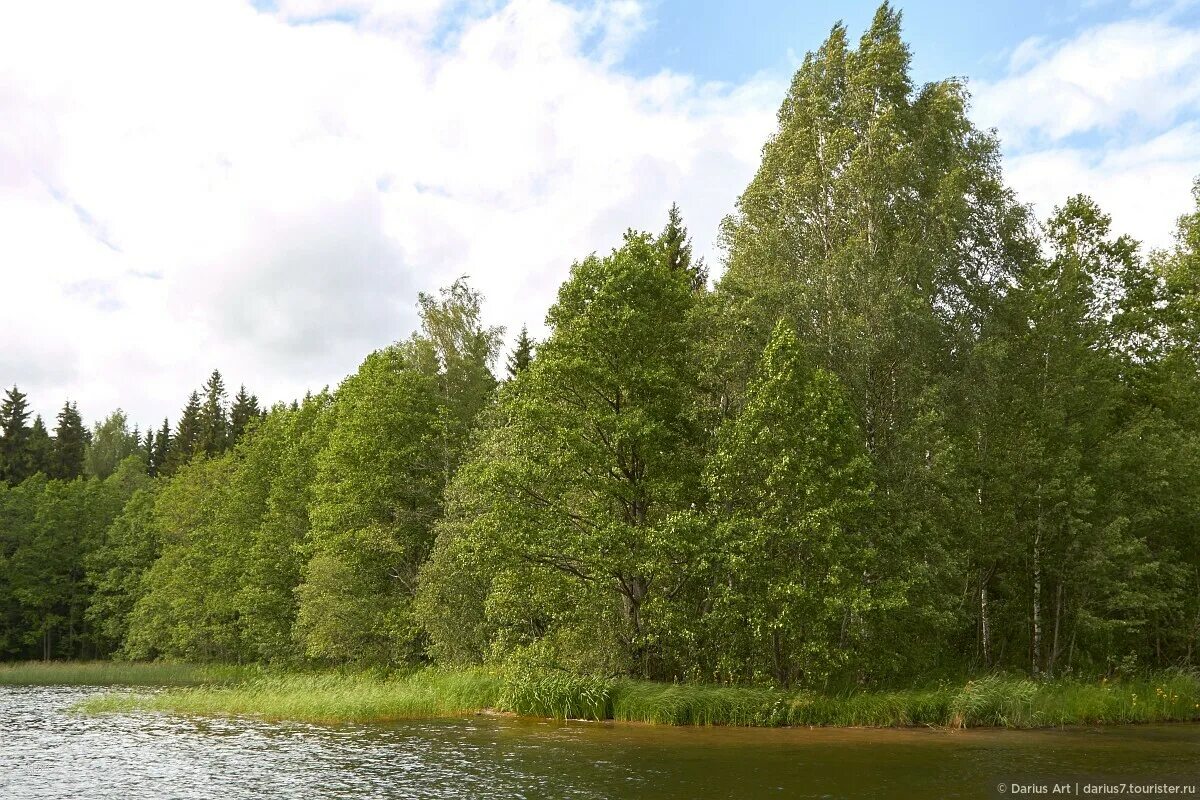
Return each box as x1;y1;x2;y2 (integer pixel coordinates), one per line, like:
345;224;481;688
0;660;255;687
73;666;1200;729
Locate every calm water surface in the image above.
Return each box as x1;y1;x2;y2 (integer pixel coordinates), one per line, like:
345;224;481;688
2;685;1198;799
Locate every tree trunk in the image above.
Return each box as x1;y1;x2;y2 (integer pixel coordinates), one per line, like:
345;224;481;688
620;576;649;676
1048;581;1063;678
980;576;992;668
1032;508;1043;679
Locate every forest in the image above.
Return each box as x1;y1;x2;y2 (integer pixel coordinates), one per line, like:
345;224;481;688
1;6;1198;691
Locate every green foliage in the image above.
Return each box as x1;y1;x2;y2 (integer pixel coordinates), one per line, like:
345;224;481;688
76;667;1200;729
297;278;501;665
0;660;254;686
703;322;884;686
85;486;161;653
51;401;88;480
195;369;229;457
84;409;143;479
417;230;702;677
505;325;535;379
3;5;1200;713
0;386;33;485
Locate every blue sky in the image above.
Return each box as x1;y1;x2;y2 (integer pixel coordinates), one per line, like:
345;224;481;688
3;0;1200;426
616;1;1165;81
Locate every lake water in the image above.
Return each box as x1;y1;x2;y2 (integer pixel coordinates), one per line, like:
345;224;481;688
2;685;1198;798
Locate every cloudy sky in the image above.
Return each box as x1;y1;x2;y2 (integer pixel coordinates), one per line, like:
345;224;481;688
3;0;1200;429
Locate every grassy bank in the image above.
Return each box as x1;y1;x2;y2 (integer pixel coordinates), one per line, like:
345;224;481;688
72;666;1200;729
0;660;256;687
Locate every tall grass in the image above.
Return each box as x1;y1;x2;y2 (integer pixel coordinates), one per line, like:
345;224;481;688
0;660;255;687
74;667;1200;729
80;668;508;723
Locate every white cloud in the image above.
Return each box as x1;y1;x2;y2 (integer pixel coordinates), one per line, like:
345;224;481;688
974;14;1200;248
0;0;780;427
976;19;1200;144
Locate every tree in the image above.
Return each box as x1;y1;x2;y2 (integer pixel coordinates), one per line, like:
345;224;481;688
150;418;171;478
417;231;703;677
0;386;33;485
195;370;229;456
125;455;250;661
295;343;445;664
712;3;1032;680
85;486;160;654
165;392;202;475
51;401;88;480
85;410;141;479
660;203;707;292
506;325;535;379
416;277;505;477
229;385;261;445
237;394;332;662
26;416;52;478
705;322;881;686
297;279;502;665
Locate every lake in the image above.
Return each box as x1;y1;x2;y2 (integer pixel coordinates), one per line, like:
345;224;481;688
2;685;1198;798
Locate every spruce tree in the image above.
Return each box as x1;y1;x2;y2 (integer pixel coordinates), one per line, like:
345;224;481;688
142;428;155;472
229;385;261;445
196;370;229;456
660;202;707;292
505;325;535;379
51;401;87;480
165;392;202;475
150;418;171;477
27;416;52;477
0;386;32;485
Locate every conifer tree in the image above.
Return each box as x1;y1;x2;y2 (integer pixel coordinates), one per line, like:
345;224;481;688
229;385;261;445
0;386;32;485
165;392;202;476
150;418;171;477
26;416;52;477
660;202;707;292
51;401;87;480
195;370;229;456
142;428;153;466
505;325;535;379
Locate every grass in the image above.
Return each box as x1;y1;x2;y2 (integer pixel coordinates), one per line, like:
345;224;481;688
80;668;509;723
59;665;1200;729
0;660;256;687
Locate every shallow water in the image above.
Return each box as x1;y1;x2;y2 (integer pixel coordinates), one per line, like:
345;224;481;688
2;685;1198;799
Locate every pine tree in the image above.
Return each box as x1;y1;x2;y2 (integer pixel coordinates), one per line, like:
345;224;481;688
51;401;87;480
27;416;52;477
0;386;33;485
505;325;535;379
660;203;707;292
195;370;229;456
229;385;261;445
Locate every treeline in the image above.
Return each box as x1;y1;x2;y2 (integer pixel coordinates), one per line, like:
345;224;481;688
0;372;262;658
2;5;1198;687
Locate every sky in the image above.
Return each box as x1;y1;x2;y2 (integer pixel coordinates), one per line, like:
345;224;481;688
3;0;1200;430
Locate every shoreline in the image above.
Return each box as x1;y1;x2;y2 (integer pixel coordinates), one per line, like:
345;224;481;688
4;662;1199;731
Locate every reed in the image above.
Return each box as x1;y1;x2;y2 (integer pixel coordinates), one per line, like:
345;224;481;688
72;666;1200;729
0;660;254;687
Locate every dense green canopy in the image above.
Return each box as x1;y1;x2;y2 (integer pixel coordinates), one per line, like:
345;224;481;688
1;6;1197;685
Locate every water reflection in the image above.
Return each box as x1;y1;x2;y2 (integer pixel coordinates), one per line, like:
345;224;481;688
1;686;1197;799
